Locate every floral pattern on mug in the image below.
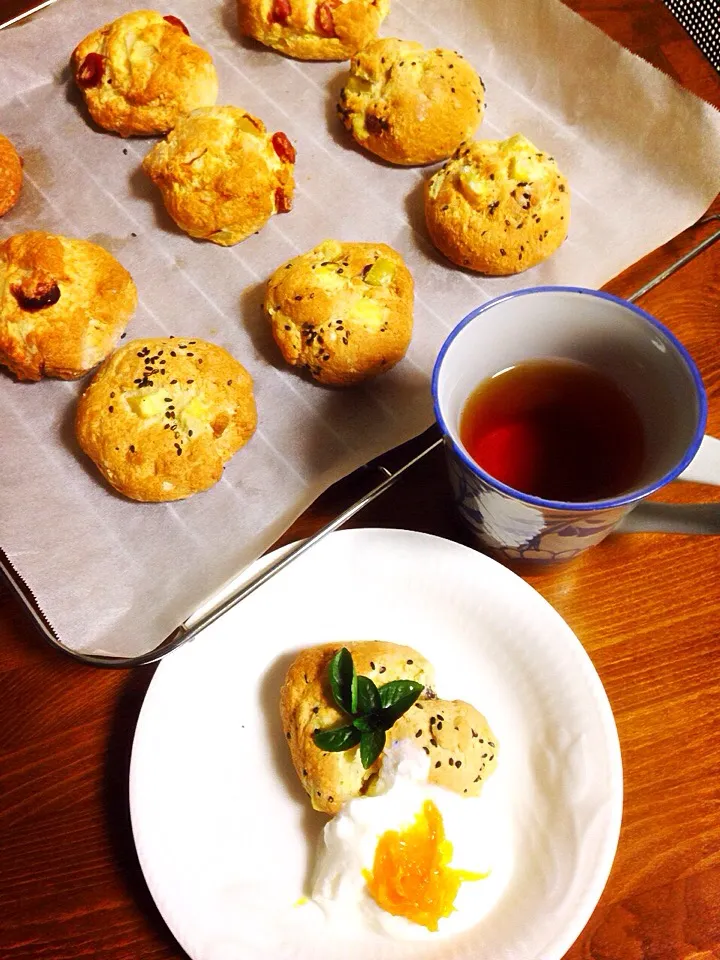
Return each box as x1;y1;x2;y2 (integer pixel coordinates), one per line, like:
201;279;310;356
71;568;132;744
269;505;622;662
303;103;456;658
446;446;629;562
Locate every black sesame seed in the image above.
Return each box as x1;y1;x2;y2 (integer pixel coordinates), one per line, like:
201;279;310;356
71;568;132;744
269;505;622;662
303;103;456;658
129;444;135;453
488;741;495;747
170;379;178;384
437;714;444;721
474;775;481;783
312;706;319;714
370;661;375;670
437;721;443;730
379;666;386;674
448;758;454;766
415;730;422;738
471;729;478;738
430;738;438;747
328;796;334;803
500;248;506;256
286;732;291;740
435;761;441;768
302;769;307;776
456;760;462;768
187;379;194;384
489;754;494;761
406;659;413;665
108;405;113;413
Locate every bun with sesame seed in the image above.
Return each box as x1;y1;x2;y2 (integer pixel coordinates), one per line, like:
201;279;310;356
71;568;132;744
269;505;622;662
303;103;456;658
265;239;413;386
75;337;257;501
280;641;499;815
0;231;136;381
390;698;498;797
280;641;436;815
338;38;485;166
424;133;570;274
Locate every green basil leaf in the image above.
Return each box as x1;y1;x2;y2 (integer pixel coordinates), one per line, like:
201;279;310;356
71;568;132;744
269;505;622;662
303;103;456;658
329;647;358;716
360;728;386;769
377;680;425;726
352;714;384;733
356;675;381;715
313;724;361;753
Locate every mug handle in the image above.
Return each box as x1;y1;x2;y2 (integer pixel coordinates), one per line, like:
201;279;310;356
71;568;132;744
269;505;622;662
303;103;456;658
618;435;720;534
678;435;720;486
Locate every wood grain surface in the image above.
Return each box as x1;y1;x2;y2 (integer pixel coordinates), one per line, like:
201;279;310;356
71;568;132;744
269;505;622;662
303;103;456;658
1;2;719;958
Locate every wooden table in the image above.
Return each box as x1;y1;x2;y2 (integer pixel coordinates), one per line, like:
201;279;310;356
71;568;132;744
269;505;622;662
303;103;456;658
1;2;719;958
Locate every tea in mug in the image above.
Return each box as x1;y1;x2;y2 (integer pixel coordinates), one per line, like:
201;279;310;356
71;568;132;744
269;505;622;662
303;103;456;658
459;358;646;502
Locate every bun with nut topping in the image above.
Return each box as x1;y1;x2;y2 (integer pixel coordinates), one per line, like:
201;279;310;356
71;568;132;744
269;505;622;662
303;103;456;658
71;10;218;137
0;133;22;217
0;231;136;381
238;0;389;62
142;106;296;245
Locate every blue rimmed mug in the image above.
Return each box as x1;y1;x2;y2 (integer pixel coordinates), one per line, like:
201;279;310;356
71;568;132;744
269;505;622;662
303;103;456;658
432;286;720;563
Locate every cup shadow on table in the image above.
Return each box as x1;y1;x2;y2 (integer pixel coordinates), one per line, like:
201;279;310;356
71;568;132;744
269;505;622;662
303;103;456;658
105;666;191;957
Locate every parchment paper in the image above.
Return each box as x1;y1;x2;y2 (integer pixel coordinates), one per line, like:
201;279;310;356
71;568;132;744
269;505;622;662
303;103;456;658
1;0;719;657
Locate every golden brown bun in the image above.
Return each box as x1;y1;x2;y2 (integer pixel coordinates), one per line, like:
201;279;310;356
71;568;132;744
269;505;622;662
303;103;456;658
280;641;436;815
265;239;413;386
425;133;570;275
142;106;296;245
71;10;218;137
0;231;137;381
338;38;484;166
0;134;22;216
237;0;389;61
76;337;257;501
390;698;498;796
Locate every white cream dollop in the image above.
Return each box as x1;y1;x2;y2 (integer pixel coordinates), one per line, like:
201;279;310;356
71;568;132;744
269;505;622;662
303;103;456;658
310;740;511;940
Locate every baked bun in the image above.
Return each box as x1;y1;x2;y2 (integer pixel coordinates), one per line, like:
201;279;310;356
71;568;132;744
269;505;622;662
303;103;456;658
265;239;413;386
71;10;218;137
142;106;296;245
0;134;22;216
0;231;137;381
280;642;436;815
237;0;389;61
390;698;498;797
76;337;257;501
425;133;570;274
338;38;484;165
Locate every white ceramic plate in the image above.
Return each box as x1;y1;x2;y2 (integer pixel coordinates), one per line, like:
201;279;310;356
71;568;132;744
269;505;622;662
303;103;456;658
130;528;622;960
